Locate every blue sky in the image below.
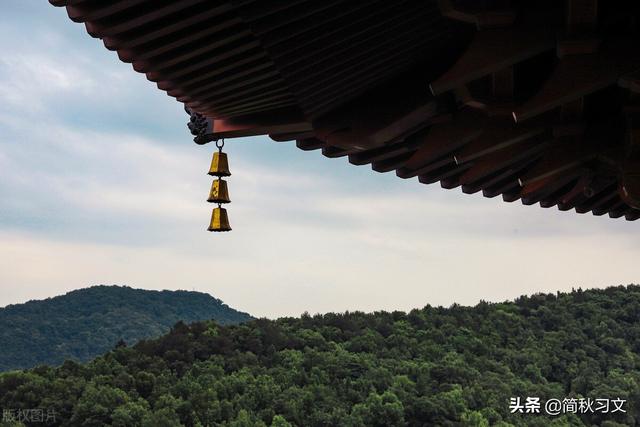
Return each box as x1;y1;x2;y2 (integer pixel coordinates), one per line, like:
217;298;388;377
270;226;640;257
1;2;638;317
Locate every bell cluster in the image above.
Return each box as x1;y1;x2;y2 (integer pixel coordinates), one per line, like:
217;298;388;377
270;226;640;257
206;147;232;232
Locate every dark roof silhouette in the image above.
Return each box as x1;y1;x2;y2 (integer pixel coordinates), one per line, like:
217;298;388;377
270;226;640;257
50;0;640;220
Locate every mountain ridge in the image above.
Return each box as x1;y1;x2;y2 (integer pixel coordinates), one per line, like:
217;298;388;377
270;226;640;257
0;285;252;371
2;285;638;426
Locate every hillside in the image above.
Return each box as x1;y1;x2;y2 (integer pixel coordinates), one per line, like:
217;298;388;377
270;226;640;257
0;285;252;371
1;286;639;426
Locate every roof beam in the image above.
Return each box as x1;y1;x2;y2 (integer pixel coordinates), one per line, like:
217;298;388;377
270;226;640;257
518;138;597;188
187;107;312;142
458;137;548;185
323;102;437;150
429;27;554;95
454;118;546;164
396;110;485;177
513;44;640;122
437;0;517;29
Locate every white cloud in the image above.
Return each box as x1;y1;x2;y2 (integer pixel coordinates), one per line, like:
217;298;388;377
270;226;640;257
0;54;96;111
2;96;639;317
0;224;637;318
0;1;639;318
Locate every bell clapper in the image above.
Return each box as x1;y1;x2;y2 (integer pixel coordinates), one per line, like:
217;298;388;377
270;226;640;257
206;139;232;232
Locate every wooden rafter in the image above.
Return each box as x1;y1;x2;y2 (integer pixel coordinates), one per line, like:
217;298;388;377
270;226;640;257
518;138;597;188
50;0;640;221
396;110;484;177
458;137;548;185
430;27;554;95
437;0;517;29
454;118;546;164
513;44;640;122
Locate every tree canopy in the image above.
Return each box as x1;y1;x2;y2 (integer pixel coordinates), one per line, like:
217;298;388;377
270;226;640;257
1;285;639;426
0;285;252;371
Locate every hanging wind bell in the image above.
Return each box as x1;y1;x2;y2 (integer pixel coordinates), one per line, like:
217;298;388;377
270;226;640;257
207;178;230;204
207;139;232;232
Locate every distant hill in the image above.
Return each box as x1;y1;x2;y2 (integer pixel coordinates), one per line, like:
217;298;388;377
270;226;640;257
1;286;638;426
0;285;252;371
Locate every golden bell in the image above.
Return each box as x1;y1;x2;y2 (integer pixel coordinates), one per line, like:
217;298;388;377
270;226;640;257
207;207;231;232
208;151;231;177
207;179;231;204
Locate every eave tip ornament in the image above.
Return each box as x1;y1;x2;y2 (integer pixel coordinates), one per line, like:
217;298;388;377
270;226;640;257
207;139;232;232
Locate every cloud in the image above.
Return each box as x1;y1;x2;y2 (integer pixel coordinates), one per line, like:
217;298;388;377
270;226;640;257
1;114;639;317
0;1;639;318
0;225;638;318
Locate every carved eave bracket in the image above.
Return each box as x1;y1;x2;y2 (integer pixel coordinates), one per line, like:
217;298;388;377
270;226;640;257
185;106;313;144
411;0;640;219
185;106;214;145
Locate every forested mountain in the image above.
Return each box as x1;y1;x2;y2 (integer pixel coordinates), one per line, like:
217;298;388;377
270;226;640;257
0;286;252;371
1;286;639;426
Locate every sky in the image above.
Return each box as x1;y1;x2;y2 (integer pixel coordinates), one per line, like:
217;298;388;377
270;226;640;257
1;2;639;318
